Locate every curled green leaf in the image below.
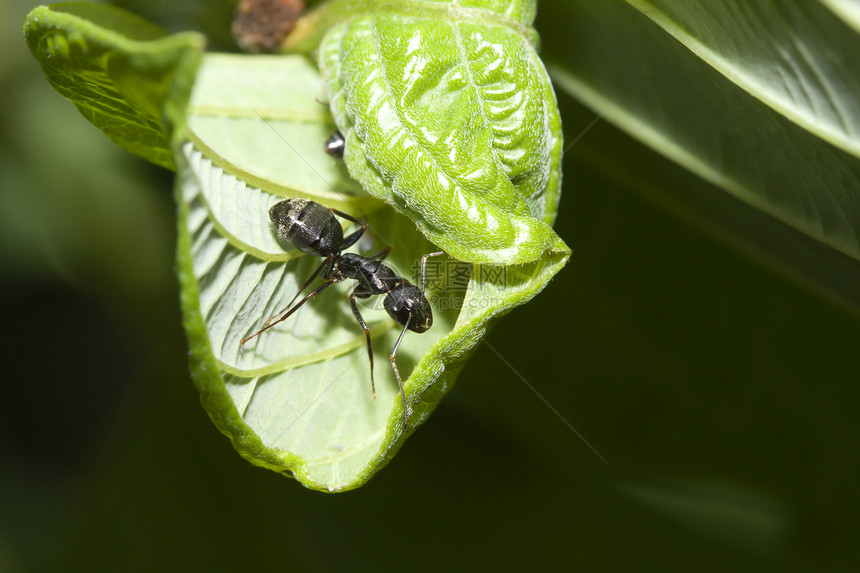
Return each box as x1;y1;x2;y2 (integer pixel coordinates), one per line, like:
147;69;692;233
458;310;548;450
24;1;570;491
299;0;568;264
176;54;567;491
23;3;205;170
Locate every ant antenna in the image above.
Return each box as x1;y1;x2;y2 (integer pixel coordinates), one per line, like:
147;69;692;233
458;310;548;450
420;251;446;296
389;314;412;428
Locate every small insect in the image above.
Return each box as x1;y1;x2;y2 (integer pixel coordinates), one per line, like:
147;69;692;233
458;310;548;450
240;198;443;429
324;130;345;158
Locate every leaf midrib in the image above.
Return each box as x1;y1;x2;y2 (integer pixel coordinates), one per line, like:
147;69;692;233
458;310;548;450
219;319;396;377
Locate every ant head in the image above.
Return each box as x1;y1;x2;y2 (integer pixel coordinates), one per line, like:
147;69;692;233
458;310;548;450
385;283;432;333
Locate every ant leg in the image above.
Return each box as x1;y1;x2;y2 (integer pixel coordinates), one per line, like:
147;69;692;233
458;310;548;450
420;251;446;296
339;222;367;250
389;315;412;429
270;255;333;326
240;278;339;346
366;245;392;261
330;208;364;226
331;208;367;250
349;289;376;400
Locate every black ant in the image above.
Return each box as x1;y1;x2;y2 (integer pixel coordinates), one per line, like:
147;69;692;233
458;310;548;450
240;197;443;429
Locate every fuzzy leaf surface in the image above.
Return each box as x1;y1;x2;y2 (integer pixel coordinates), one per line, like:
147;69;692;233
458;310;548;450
296;0;568;265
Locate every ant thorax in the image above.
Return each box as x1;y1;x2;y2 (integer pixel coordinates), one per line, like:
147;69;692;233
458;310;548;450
334;253;405;295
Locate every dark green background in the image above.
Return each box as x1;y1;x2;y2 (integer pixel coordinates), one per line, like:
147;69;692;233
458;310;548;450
2;1;858;571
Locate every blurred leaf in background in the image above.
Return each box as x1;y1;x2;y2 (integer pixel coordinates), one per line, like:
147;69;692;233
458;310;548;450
2;0;860;571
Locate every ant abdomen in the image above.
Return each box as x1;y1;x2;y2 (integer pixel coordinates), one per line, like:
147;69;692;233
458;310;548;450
269;198;344;257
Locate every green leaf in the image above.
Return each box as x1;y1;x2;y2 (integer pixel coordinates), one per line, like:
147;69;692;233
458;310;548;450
23;1;569;491
175;54;567;491
542;0;860;265
295;0;568;265
627;0;860;160
23;3;205;170
559;96;860;319
822;0;860;34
